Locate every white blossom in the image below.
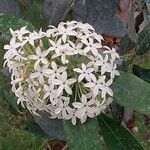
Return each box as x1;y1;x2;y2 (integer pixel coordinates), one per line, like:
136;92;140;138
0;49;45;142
73;94;95;119
48;61;67;79
73;63;94;82
4;21;120;125
28;46;49;69
30;64;51;84
53;72;76;96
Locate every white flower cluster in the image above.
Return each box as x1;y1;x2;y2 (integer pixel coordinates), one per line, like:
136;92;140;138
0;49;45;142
4;21;120;125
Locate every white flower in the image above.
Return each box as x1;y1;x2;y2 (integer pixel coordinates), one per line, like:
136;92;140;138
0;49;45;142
68;40;83;54
4;38;21;51
107;62;120;79
4;21;120;125
54;99;70;119
10;26;30;41
87;54;103;72
48;38;62;52
99;79;113;98
55;23;77;42
103;47;120;61
30;64;52;84
45;26;57;37
73;94;95;118
101;54;111;75
84;75;106;97
73;63;94;82
53;72;76;96
23;31;39;46
82;37;102;55
48;61;67;79
93;33;103;43
28;46;49;69
52;44;74;64
66;107;78;125
43;84;55;100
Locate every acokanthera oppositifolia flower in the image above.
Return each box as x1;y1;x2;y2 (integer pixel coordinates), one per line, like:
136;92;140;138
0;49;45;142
4;21;120;125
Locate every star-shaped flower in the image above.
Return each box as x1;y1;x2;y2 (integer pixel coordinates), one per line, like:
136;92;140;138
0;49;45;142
28;46;49;69
53;72;76;96
30;64;52;85
82;37;102;55
84;75;106;97
103;46;120;61
48;61;67;79
72;94;95;118
73;63;94;82
54;99;70;119
55;23;77;42
10;26;30;41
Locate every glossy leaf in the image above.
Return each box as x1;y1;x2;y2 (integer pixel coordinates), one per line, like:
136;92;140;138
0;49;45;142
133;65;150;83
136;24;150;55
112;71;150;115
98;114;144;150
34;111;65;140
25;120;50;139
110;100;124;124
0;13;35;40
63;118;102;150
2;89;20;115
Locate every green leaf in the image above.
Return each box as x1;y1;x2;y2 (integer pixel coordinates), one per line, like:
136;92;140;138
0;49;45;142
133;65;150;83
112;71;150;115
2;89;20;115
25;120;49;139
110;101;124;124
0;13;35;40
98;114;144;150
33;111;65;140
136;24;150;55
63;118;102;150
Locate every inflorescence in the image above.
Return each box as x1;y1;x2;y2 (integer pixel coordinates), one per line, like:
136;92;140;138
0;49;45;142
4;21;120;125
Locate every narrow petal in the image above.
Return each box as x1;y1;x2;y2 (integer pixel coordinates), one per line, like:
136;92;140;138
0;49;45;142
66;78;76;85
55;107;62;114
78;74;85;82
28;55;38;60
76;108;86;118
65;85;72;95
72;117;77;125
30;72;40;78
81;94;87;104
51;61;57;70
84;82;95;88
73;68;83;73
43;69;54;74
57;85;64;96
53;79;62;85
72;102;84;109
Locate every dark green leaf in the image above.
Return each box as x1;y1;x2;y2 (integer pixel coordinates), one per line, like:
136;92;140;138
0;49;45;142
33;111;65;140
112;71;150;115
0;13;35;40
110;101;124;124
25;120;49;139
133;65;150;83
63;118;102;150
98;114;144;150
136;24;150;55
2;89;19;115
